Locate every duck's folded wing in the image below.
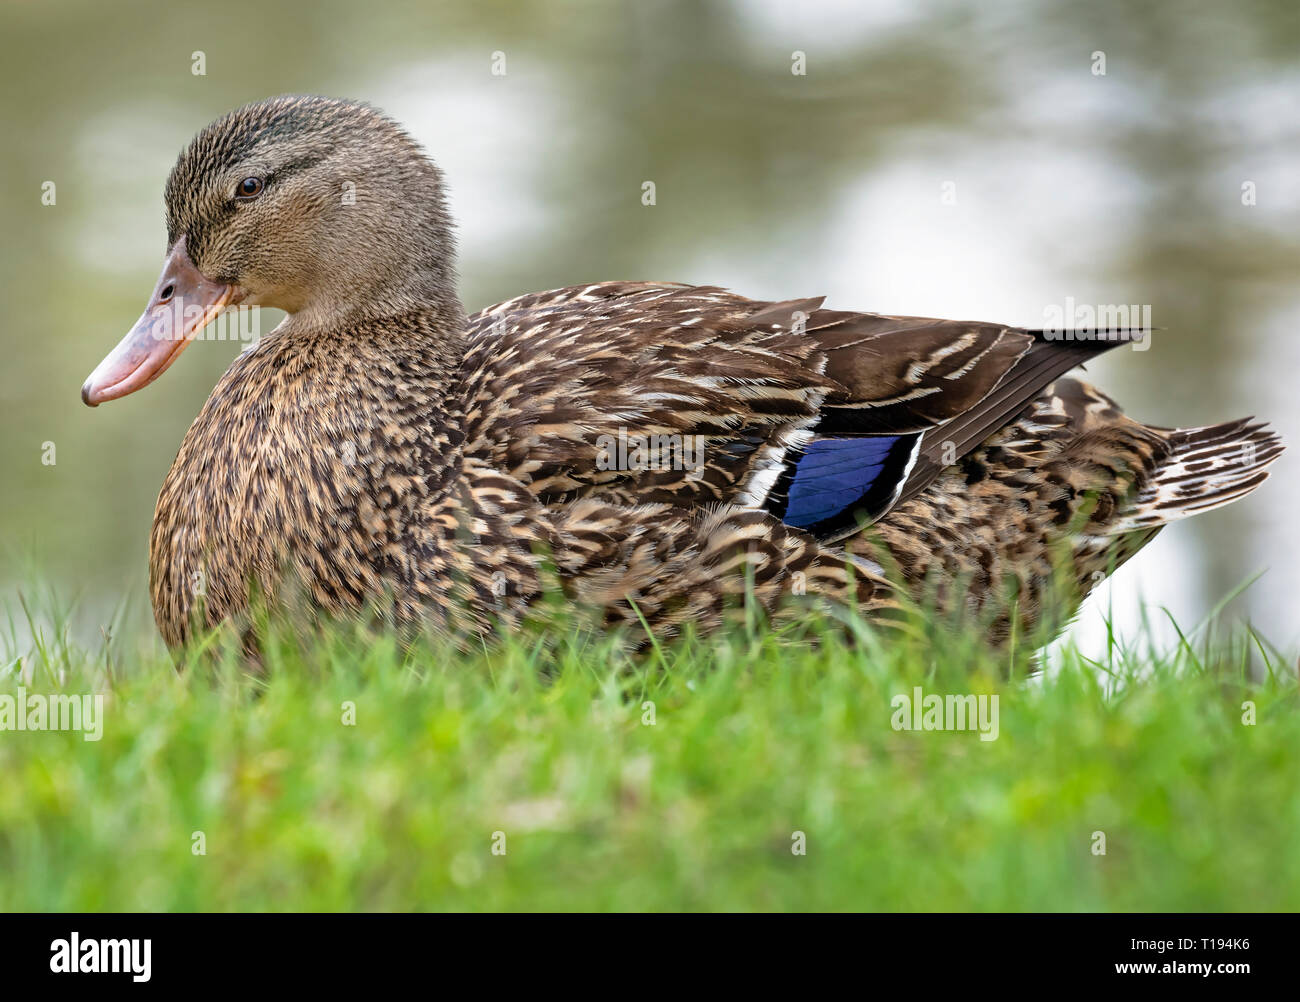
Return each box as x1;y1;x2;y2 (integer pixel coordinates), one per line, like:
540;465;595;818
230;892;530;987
460;282;1114;534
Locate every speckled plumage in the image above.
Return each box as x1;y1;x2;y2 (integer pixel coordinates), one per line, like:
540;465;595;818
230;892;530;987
105;97;1282;651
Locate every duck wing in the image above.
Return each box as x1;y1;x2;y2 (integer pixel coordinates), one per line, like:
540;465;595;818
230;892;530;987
460;282;1121;538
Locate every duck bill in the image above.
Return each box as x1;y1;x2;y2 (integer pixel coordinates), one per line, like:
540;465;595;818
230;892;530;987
81;237;241;406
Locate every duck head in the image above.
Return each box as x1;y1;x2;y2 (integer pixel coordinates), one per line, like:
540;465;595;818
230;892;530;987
82;95;460;405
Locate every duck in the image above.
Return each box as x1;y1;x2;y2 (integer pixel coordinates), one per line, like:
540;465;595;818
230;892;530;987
81;95;1284;652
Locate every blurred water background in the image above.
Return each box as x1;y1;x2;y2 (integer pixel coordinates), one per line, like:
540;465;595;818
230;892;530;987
2;0;1297;655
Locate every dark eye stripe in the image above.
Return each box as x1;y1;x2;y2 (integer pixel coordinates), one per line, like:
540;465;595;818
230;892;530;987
263;154;329;187
231;155;328;202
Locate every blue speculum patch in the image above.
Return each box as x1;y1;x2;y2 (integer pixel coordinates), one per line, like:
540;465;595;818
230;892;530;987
780;435;906;529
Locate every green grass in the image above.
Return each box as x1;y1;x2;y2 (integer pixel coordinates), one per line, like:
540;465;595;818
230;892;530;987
1;588;1297;911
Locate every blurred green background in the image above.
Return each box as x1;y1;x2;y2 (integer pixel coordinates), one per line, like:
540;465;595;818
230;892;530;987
1;0;1297;653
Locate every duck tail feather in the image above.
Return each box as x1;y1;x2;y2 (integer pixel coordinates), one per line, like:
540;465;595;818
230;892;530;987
1113;419;1285;531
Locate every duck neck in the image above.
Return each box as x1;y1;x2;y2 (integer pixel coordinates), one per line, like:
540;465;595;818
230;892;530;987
290;174;468;347
293;281;467;355
291;257;467;345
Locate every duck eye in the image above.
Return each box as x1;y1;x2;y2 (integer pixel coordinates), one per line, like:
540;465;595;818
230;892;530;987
237;176;264;199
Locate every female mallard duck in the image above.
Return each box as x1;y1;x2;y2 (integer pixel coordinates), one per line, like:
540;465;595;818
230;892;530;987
83;96;1282;651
